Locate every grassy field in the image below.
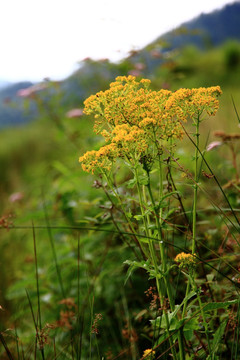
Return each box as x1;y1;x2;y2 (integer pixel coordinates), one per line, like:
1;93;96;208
0;43;240;359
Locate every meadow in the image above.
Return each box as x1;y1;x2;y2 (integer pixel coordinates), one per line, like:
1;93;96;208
0;42;240;359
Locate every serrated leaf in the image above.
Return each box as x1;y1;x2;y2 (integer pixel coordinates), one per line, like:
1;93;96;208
203;300;237;312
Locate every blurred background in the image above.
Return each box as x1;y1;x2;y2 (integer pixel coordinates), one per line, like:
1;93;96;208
1;0;240;357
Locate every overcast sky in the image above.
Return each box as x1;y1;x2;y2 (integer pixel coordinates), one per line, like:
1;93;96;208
0;0;236;82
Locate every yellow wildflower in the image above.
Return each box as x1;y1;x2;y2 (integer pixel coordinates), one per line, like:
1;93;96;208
174;252;196;268
79;144;118;174
111;124;148;159
80;77;222;174
139;117;157;128
142;348;155;359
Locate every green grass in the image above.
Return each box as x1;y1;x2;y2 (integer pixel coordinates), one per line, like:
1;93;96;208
0;42;240;359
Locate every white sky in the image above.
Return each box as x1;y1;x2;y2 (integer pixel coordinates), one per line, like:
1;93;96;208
0;0;236;82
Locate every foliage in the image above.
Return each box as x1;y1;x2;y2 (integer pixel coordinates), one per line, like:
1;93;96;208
1;25;240;358
0;69;240;359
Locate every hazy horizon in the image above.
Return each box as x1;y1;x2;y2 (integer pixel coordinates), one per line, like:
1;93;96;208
0;0;237;83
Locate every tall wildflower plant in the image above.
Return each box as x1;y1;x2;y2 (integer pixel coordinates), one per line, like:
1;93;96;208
79;76;223;359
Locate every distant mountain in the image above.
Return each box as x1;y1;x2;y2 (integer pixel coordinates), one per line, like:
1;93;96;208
0;82;34;128
0;80;11;89
159;1;240;50
62;1;240;97
126;2;240;70
1;1;240;128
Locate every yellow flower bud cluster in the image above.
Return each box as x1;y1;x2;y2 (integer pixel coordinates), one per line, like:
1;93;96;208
142;349;155;359
112;124;148;155
79;144;118;174
165;86;222;120
174;252;196;267
79;76;222;173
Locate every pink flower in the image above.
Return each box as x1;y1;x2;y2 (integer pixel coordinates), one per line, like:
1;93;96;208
17;83;48;98
9;192;24;203
150;50;162;58
17;88;33;97
206;141;222;151
134;62;145;71
128;69;141;77
66;108;84;118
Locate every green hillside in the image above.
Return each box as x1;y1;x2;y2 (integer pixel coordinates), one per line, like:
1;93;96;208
0;82;35;127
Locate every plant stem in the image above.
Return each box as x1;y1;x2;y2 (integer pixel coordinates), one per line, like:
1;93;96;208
134;166;180;360
192;115;200;255
147;175;184;360
183;115;200;316
189;272;212;356
103;171;149;259
184;115;212;355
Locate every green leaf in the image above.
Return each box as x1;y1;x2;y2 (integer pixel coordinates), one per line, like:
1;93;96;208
126;174;149;188
211;319;228;354
182;317;199;331
126;211;132;219
124;263;137;285
147;224;158;230
203;300;237;312
124;259;152;284
134;214;143;221
139;174;149;185
151;305;181;330
184;329;194;341
157;201;168;209
156;191;180;210
180;291;197;308
126;177;137;189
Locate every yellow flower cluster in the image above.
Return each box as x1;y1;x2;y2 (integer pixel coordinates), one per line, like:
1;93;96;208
111;124;148;156
174;252;196;267
165;86;222;120
79;144;118;174
143;349;155;359
79;76;221;173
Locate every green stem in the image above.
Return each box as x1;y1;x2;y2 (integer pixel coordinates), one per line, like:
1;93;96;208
192;116;200;255
147;178;175;309
182;281;190;317
102;171;149;258
189;272;212;356
134;166;179;360
183;115;200;315
147;176;184;360
134;167;161;294
183;114;211;355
